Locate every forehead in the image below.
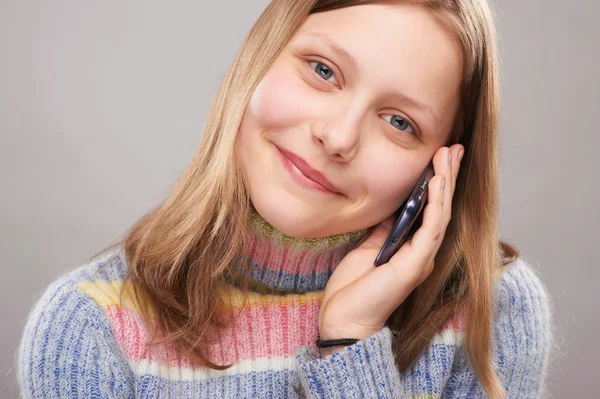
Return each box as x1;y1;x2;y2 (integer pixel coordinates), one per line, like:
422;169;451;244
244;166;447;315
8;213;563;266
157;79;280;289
290;4;464;143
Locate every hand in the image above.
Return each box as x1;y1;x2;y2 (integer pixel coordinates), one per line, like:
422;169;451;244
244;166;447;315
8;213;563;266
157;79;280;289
318;145;464;356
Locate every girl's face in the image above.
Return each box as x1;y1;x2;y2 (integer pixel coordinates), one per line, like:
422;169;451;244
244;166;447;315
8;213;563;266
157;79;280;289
237;4;464;238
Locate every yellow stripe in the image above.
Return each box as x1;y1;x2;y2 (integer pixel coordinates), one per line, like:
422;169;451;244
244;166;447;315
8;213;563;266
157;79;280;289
77;279;324;314
77;280;157;317
222;286;324;307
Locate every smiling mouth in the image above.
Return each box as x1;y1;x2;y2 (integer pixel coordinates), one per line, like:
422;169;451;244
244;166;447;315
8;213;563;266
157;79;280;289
276;147;343;196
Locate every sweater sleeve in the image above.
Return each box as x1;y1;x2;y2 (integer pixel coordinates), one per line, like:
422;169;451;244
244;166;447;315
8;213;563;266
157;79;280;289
17;268;135;398
295;327;404;398
295;259;553;399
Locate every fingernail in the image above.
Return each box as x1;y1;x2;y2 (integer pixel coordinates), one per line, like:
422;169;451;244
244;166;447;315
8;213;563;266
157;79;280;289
448;150;452;164
441;177;446;190
458;149;464;162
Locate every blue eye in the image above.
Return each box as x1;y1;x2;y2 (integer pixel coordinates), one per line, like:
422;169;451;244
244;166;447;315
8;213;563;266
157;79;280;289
309;61;339;85
382;114;416;135
308;60;417;137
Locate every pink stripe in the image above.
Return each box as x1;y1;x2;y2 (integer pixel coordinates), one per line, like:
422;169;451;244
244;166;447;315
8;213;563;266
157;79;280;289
105;299;323;367
263;239;272;269
294;249;309;275
104;301;463;371
280;244;290;273
105;305;195;368
248;234;336;274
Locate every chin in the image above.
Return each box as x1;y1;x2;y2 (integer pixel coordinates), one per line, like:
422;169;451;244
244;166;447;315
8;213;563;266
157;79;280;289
250;195;332;238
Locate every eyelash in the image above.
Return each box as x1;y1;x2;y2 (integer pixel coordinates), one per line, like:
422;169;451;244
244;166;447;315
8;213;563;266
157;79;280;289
307;59;418;137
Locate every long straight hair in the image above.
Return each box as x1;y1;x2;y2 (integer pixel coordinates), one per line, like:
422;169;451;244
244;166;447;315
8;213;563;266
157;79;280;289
94;1;518;398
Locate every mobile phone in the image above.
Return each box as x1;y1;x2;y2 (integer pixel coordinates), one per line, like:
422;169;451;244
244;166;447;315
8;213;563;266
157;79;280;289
373;161;435;266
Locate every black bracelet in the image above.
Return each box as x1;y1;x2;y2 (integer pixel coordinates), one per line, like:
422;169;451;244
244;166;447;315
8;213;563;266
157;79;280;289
315;337;359;348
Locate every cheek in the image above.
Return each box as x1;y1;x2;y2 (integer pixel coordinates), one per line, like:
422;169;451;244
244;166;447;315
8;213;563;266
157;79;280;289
246;64;312;131
361;150;423;211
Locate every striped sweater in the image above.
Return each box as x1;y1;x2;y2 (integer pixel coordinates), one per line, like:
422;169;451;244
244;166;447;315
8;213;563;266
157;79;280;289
17;208;553;398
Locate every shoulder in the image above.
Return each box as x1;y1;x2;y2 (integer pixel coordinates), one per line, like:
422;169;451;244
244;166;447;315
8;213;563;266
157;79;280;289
18;250;131;348
493;257;553;327
17;250;134;397
19;249;129;336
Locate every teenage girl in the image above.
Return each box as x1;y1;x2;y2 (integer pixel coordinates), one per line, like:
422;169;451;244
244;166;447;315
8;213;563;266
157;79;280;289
18;1;553;398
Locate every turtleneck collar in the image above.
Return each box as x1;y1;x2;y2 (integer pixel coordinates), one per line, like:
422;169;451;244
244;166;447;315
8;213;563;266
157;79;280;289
228;205;370;294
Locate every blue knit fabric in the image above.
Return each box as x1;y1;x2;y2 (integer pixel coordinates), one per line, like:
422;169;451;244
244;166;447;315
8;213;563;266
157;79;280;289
17;254;553;398
296;260;554;398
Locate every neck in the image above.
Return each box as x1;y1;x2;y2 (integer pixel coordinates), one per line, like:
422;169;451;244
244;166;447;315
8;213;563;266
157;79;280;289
228;206;370;294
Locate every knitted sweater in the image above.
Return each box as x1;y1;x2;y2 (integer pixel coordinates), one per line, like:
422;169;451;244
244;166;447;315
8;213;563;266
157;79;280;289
17;208;553;398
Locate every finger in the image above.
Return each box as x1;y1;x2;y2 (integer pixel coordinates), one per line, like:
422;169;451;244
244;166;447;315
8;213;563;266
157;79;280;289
445;146;454;195
443;145;463;223
450;145;463;190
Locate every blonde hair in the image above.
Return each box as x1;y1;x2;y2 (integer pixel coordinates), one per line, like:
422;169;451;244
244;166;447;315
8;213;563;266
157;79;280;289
94;1;519;398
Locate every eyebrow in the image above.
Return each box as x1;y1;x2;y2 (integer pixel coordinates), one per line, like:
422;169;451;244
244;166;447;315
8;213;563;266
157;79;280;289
302;32;442;136
304;32;359;69
389;92;441;135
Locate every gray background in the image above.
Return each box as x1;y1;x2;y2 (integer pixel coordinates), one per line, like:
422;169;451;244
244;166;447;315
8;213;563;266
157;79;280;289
1;1;598;397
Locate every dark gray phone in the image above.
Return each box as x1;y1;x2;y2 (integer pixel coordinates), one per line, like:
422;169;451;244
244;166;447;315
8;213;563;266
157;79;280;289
374;161;435;266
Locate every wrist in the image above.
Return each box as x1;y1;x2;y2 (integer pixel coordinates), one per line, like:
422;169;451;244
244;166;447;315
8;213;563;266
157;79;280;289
317;323;383;357
316;337;358;357
319;323;382;342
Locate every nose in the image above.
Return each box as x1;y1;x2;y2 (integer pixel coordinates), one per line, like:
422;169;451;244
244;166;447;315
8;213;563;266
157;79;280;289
312;115;361;162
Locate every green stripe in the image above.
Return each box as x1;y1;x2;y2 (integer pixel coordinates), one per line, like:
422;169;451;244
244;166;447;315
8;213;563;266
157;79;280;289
248;207;369;248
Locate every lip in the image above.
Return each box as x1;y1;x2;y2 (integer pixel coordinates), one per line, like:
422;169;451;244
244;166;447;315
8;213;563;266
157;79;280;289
276;146;342;195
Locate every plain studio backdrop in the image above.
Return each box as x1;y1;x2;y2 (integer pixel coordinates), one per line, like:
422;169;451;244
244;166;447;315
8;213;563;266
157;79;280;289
1;1;598;397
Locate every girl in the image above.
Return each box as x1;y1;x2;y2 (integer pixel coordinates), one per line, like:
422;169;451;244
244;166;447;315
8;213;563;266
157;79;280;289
18;0;554;398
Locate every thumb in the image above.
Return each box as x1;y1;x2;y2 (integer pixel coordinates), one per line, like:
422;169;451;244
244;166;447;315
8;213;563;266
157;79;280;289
357;214;396;251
